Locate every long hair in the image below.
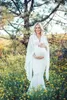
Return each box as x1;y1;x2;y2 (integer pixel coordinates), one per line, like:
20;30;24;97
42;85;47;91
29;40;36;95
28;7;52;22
34;22;44;35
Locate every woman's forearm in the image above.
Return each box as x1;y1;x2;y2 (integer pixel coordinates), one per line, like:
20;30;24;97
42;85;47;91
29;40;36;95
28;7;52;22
33;53;44;59
35;56;44;59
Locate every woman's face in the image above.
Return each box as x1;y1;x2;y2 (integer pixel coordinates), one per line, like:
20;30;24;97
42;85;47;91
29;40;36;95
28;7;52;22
35;24;41;35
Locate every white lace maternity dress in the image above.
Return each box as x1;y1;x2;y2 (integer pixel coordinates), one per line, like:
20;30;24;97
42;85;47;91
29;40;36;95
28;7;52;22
25;33;50;92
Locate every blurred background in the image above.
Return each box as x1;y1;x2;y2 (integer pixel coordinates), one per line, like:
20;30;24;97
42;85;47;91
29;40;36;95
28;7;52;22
0;0;67;100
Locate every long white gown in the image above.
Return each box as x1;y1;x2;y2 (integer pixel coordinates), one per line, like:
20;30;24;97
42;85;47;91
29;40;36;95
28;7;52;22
25;33;50;92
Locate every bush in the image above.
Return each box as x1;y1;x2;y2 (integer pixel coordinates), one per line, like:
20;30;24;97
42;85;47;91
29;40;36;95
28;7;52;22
0;35;67;100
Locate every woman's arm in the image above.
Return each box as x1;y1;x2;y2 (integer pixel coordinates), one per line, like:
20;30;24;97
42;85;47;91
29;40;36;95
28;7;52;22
33;53;44;59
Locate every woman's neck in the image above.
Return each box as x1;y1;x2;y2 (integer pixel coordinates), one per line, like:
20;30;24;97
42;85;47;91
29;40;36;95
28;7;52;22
36;33;41;42
36;33;41;38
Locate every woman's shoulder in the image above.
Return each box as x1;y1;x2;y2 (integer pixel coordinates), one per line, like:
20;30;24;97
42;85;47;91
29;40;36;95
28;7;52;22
42;34;47;38
29;33;35;39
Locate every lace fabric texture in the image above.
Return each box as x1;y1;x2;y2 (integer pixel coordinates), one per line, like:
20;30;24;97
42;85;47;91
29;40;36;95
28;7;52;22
34;42;46;57
25;33;50;92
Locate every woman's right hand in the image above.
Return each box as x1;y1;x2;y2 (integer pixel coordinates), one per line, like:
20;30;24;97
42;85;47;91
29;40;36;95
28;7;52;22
33;53;44;59
38;43;47;50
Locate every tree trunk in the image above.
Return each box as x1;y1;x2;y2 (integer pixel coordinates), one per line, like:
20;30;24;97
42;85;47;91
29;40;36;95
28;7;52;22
20;13;30;48
21;0;31;47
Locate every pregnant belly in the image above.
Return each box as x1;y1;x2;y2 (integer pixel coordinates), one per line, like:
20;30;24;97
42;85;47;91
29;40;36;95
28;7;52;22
34;46;46;57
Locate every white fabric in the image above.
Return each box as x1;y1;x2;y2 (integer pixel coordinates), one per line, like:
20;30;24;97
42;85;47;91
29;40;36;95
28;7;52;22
24;33;50;92
34;43;46;57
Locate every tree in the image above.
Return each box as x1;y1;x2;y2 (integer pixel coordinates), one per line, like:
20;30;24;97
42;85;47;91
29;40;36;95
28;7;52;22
0;0;67;47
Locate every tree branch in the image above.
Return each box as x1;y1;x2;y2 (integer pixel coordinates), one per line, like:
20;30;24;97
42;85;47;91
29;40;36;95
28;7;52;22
9;9;20;16
7;20;20;30
29;0;34;12
2;27;12;37
11;0;21;15
56;13;67;21
0;36;10;40
44;12;56;28
24;0;28;12
52;18;67;25
34;1;49;7
29;1;61;26
57;9;67;12
55;0;65;5
9;9;27;19
27;0;31;3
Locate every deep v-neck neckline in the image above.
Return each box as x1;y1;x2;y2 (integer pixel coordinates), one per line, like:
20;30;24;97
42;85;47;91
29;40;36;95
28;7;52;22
35;34;42;42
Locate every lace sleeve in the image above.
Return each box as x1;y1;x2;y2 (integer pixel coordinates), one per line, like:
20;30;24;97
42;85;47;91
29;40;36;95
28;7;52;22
44;36;50;81
24;35;34;81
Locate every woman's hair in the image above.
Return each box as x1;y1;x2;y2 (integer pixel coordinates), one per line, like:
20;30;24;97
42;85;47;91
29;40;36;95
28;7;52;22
34;22;44;35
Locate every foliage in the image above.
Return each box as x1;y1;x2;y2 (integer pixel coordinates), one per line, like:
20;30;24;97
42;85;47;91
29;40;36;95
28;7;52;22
0;6;14;27
0;34;67;100
0;54;67;100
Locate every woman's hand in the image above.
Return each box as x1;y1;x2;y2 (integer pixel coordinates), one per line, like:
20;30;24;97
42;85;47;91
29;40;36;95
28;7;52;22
38;43;47;50
33;53;44;59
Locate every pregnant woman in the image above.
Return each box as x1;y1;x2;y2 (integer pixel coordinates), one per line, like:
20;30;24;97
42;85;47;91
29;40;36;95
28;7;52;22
25;22;50;92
